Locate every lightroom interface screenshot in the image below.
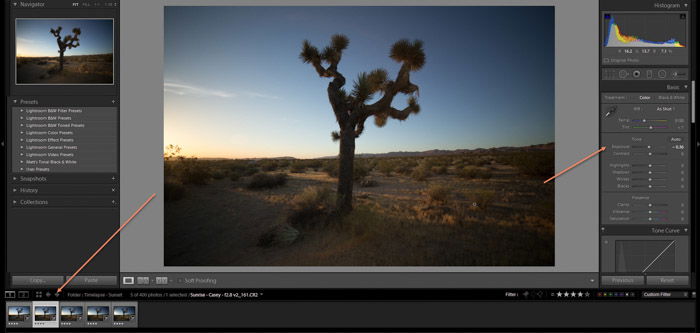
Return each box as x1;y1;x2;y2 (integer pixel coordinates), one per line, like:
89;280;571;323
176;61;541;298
2;0;697;331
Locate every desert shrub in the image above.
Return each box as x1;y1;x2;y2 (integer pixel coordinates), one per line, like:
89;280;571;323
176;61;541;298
377;159;395;176
474;156;490;166
289;159;322;172
228;161;258;177
229;170;242;182
508;151;554;177
257;224;299;247
396;165;412;176
354;159;370;181
259;160;279;171
276;159;291;168
172;158;210;185
458;166;478;179
469;189;497;210
46;64;61;74
395;160;417;176
426;184;451;203
287;186;333;228
410;166;430;181
162;145;211;185
359;179;378;187
211;169;226;180
530;197;555;220
164;181;186;201
306;159;323;170
320;160;336;177
477;168;492;180
321;159;374;180
247;173;288;189
243;166;259;176
457;166;492;180
431;165;448;175
364;159;378;171
290;161;306;173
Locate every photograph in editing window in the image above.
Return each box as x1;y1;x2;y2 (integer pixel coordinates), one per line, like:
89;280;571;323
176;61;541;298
7;306;31;322
163;6;555;266
87;306;110;322
113;306;136;322
33;306;56;322
15;18;114;84
60;306;83;322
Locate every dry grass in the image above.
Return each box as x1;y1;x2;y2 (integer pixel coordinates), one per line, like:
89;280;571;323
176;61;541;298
16;54;113;84
425;184;451;203
164;149;554;266
247;173;288;189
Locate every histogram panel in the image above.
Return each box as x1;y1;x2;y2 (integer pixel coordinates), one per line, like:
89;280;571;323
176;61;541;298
604;13;686;47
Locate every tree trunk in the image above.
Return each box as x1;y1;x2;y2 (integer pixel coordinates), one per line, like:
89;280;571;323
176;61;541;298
59;50;65;71
336;126;355;213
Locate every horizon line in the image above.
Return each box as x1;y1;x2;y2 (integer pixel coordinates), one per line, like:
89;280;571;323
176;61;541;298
169;141;555;160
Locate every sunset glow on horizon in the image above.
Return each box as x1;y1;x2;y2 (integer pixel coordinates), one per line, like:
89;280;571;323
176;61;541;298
16;19;113;58
164;6;554;160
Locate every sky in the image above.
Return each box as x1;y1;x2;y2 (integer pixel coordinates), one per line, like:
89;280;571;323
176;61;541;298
16;19;113;57
60;306;83;315
114;307;135;316
87;306;108;315
164;6;554;159
35;307;56;315
9;306;29;316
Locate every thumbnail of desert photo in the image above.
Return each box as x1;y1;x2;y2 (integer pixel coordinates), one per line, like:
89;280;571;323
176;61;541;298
164;7;555;266
16;19;113;84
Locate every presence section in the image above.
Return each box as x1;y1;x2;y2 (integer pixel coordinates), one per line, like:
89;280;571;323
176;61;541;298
15;18;114;85
163;6;555;267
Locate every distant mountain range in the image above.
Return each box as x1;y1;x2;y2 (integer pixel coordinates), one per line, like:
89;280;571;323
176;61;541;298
316;142;554;159
200;143;555;160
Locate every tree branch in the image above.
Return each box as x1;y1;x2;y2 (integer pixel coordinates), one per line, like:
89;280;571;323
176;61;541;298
386;99;421;120
328;76;349;125
301;36;351;126
358;63;420;122
354;113;370;137
300;34;348;79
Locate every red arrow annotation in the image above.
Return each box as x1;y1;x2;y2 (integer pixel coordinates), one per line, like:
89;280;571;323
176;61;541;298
57;193;156;293
543;147;606;184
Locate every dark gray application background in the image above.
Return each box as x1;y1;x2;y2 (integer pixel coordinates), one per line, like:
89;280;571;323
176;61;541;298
119;0;600;287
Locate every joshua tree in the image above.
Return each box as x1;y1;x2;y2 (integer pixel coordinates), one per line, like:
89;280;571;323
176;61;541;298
300;35;425;213
40;307;50;319
49;26;81;71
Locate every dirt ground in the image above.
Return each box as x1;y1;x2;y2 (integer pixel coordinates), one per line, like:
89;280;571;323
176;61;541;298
16;57;113;84
164;166;554;266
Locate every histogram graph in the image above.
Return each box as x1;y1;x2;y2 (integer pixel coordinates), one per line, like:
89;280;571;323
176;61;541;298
604;13;686;48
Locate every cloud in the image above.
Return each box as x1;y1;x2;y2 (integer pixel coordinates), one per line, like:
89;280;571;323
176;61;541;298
242;91;279;100
17;37;37;44
164;81;236;98
164;80;279;100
